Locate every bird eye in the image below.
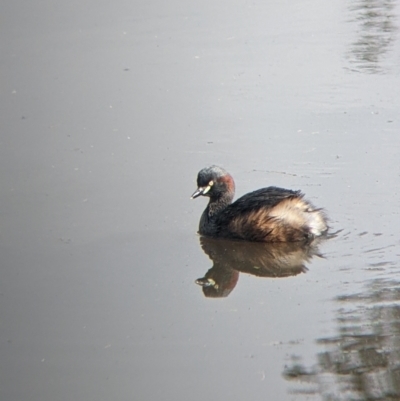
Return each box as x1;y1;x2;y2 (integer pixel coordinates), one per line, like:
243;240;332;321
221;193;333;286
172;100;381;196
209;180;214;186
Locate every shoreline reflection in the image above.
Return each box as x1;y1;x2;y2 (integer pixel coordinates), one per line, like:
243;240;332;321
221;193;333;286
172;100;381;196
347;0;398;73
195;236;325;298
284;278;400;399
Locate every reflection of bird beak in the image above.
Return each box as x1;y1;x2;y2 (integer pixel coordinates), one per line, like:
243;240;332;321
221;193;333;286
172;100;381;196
195;277;216;287
190;185;211;199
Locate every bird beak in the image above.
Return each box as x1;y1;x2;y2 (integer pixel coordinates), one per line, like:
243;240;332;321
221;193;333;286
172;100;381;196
190;185;211;199
190;187;204;199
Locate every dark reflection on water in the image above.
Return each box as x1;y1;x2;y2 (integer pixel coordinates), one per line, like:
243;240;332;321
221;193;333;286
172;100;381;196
284;278;400;399
347;0;398;73
195;237;325;298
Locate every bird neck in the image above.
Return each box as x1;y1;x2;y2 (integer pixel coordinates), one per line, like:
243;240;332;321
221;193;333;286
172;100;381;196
207;192;234;216
199;191;234;236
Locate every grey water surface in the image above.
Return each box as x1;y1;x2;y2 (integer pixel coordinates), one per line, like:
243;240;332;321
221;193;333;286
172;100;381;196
1;0;399;400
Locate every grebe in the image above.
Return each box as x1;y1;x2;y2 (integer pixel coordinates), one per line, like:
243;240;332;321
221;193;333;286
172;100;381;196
191;166;328;242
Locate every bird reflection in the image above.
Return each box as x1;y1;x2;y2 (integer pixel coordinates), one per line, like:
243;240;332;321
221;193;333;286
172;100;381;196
196;236;324;298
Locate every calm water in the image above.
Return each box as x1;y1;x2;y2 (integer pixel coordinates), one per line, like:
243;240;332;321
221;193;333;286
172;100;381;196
1;0;399;400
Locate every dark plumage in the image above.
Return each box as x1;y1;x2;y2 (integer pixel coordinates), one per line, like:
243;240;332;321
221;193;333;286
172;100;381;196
191;166;328;242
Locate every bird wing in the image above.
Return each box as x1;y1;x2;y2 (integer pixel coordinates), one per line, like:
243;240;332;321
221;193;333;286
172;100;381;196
222;187;302;216
215;187;305;241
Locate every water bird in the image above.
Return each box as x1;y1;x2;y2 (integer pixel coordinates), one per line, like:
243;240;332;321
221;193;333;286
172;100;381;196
191;165;328;242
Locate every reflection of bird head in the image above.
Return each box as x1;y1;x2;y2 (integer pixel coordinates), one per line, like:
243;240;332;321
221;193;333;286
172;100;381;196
196;268;239;298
